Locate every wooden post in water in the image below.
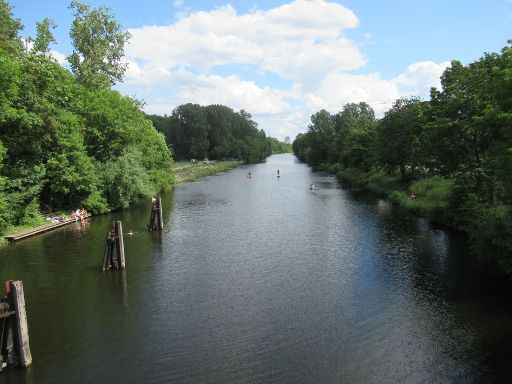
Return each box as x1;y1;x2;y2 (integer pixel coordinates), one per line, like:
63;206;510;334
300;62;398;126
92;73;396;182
0;281;32;370
114;221;125;269
103;231;116;271
157;197;164;230
8;281;31;368
102;222;125;271
148;197;163;231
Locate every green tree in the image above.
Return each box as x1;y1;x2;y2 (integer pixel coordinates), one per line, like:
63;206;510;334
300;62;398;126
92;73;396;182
0;141;10;233
334;102;377;170
306;109;335;165
31;17;56;57
67;0;130;89
100;148;152;210
377;97;426;178
0;0;23;54
168;104;209;160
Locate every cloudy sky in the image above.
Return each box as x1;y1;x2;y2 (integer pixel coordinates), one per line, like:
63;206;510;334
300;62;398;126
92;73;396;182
10;0;512;140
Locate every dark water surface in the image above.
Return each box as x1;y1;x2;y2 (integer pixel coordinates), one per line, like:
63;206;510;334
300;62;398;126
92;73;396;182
1;154;512;383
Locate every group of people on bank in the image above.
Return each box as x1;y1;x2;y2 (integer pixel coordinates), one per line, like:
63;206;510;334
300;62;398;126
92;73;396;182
71;208;89;222
48;208;89;224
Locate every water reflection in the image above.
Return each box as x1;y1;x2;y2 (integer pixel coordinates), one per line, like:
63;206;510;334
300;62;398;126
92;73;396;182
1;154;512;383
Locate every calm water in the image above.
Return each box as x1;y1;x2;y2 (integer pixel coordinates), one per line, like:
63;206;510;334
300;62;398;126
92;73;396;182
1;154;512;383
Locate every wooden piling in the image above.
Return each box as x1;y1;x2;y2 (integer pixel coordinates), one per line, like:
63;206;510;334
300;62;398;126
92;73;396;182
0;281;32;370
102;222;125;271
114;221;125;269
8;281;31;368
103;231;115;271
148;197;164;231
157;197;164;230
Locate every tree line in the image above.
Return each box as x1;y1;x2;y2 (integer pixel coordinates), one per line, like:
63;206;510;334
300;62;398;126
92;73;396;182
0;0;173;234
293;41;512;277
148;104;291;163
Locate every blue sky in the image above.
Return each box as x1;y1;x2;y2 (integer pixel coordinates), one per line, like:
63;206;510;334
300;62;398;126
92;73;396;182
9;0;512;140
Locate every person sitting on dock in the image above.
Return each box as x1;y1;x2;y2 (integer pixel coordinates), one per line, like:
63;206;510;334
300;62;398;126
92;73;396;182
80;208;88;221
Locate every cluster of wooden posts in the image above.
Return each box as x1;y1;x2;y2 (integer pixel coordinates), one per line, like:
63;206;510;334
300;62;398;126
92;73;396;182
102;197;163;271
102;221;126;271
1;198;165;373
0;281;31;372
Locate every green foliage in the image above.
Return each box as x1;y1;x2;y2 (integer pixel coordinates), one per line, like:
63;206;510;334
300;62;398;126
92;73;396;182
334;102;377;170
268;137;292;153
31;17;56;56
0;141;10;233
100;148;153;210
67;0;130;89
148;104;272;163
44;111;98;209
0;0;174;234
82;188;108;214
392;176;455;222
19;198;45;227
0;0;23;54
293;40;512;277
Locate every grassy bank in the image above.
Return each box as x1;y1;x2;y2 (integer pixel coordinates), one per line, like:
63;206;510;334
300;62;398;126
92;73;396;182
174;160;243;183
319;163;456;226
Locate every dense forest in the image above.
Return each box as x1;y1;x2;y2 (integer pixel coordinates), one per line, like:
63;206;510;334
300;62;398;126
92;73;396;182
0;0;174;235
293;40;512;277
148;105;291;163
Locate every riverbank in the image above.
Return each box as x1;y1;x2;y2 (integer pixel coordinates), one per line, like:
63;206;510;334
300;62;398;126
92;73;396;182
319;163;456;226
319;162;512;279
174;160;243;183
0;160;244;247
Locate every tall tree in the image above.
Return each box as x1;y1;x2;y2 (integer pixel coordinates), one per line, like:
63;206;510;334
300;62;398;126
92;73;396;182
31;17;56;57
377;97;426;178
306;109;335;165
334;102;377;170
67;0;130;89
0;0;23;54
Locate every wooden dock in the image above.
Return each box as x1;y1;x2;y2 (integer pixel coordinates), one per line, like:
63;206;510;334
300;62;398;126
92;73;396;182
4;215;92;242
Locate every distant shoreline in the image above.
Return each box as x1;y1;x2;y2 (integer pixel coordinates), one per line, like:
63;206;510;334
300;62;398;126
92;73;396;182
173;160;243;184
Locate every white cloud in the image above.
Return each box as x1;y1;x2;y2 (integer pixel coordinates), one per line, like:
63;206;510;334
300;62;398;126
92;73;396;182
50;50;67;65
313;72;400;115
394;60;451;99
123;65;291;115
126;1;361;83
120;1;449;140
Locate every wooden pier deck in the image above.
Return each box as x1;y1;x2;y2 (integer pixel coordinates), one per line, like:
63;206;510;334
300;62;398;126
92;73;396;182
4;215;91;242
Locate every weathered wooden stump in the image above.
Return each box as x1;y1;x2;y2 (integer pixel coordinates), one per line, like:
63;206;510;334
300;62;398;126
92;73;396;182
148;197;163;231
0;281;32;371
102;221;125;271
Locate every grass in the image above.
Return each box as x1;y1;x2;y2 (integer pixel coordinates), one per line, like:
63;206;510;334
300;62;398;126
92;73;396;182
174;160;243;183
324;164;456;226
0;218;48;248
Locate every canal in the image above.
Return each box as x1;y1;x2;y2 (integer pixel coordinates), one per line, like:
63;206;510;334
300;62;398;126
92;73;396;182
1;153;511;383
